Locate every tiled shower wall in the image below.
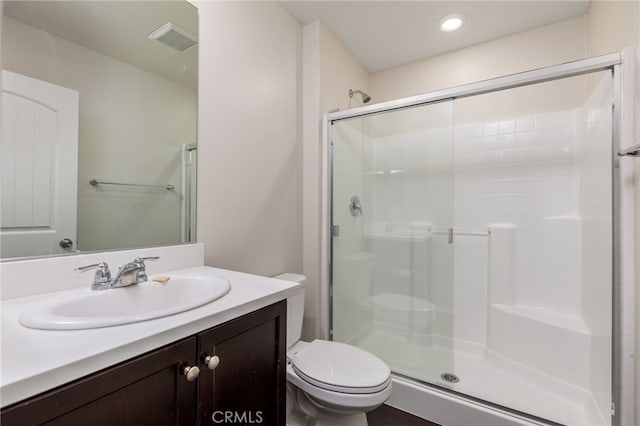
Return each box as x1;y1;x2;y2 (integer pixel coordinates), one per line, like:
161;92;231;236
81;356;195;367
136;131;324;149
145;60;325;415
366;106;583;316
452;108;581;315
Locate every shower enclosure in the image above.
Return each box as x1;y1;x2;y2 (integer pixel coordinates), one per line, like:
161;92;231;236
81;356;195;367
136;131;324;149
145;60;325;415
327;52;635;426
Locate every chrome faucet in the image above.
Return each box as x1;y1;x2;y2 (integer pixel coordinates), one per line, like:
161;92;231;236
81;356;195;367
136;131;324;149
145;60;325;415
112;257;159;287
76;262;113;290
76;256;159;290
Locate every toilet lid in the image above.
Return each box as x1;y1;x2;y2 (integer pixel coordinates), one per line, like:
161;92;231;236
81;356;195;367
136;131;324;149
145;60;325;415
291;340;391;394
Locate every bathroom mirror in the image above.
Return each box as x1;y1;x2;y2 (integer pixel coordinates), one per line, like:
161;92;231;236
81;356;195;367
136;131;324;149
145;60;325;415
1;1;198;260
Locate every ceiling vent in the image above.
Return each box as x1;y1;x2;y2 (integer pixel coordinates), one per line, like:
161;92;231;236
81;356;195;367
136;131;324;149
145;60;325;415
148;22;197;52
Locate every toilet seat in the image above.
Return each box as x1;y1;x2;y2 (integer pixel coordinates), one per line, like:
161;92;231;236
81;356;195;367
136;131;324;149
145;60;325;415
287;364;392;412
291;340;391;394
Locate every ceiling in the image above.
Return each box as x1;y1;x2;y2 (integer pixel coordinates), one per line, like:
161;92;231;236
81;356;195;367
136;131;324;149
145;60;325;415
4;1;198;89
280;1;591;72
4;1;590;83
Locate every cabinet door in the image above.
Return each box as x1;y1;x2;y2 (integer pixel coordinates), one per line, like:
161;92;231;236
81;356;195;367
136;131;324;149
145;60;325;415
198;301;286;426
1;337;198;426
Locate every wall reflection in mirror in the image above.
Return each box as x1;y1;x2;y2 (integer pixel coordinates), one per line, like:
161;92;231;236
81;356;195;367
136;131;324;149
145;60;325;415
1;1;198;259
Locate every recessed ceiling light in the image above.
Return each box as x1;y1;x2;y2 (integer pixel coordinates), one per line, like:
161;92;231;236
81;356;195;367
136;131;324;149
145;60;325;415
439;13;465;32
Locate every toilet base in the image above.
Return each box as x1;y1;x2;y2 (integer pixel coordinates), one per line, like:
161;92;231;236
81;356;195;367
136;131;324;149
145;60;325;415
287;413;368;426
287;384;369;426
315;412;367;426
287;408;368;426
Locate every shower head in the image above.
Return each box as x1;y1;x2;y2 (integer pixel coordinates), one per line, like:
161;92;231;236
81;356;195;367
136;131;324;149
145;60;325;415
349;89;371;104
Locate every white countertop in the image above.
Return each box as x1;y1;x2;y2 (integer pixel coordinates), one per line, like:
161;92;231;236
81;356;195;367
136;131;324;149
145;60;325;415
0;266;302;408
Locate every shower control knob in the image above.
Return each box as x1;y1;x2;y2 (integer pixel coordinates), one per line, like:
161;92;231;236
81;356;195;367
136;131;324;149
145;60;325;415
204;354;220;370
183;365;200;382
349;195;362;217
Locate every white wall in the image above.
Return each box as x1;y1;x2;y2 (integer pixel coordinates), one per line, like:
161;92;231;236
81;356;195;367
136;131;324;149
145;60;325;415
302;20;370;339
370;16;586;103
2;17;196;251
195;1;302;277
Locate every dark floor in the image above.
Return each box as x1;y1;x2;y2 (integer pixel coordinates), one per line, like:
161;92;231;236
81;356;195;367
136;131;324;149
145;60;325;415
367;404;441;426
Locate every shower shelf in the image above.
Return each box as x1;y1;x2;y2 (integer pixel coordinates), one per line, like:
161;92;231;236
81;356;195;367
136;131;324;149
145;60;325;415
492;304;588;334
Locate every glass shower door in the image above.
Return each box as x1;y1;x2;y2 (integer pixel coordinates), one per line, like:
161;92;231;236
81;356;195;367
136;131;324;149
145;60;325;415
330;60;615;426
330;100;457;388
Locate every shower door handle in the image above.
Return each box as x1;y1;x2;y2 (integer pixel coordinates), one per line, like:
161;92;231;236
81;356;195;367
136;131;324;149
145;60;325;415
618;142;640;156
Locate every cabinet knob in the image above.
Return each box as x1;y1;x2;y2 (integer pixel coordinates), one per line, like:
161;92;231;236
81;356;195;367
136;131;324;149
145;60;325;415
183;365;200;381
204;355;220;370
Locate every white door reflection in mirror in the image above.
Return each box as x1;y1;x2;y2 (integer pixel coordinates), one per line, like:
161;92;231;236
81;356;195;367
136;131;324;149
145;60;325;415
1;70;78;258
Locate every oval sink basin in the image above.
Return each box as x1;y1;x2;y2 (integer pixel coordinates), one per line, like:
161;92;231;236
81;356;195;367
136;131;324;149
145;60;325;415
19;274;231;330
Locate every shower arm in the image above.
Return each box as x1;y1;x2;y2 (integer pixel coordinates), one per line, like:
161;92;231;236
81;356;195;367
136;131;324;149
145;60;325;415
349;89;371;103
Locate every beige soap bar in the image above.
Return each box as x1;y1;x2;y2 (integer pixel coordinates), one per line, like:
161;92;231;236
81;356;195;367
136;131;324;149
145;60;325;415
152;276;171;283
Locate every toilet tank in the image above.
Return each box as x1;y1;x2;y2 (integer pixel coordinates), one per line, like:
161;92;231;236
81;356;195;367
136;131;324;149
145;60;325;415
272;273;306;348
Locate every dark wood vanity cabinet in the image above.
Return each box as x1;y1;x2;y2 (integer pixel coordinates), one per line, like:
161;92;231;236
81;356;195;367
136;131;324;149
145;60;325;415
1;338;198;426
1;301;286;426
198;303;286;426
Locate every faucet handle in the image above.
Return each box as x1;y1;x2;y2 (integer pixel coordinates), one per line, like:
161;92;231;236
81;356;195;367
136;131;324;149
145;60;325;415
75;262;112;288
133;256;159;283
135;256;159;263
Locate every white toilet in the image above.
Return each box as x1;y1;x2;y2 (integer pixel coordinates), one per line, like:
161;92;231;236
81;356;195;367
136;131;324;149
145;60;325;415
274;273;392;426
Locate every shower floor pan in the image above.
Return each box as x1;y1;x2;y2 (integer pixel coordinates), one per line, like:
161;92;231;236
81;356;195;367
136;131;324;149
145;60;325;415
350;323;606;426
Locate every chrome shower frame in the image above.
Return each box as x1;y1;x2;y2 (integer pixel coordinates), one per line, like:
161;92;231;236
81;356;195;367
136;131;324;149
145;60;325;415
322;48;636;426
180;143;197;243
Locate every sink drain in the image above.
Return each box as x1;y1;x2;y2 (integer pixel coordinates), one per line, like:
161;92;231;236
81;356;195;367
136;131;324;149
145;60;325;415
440;373;459;383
